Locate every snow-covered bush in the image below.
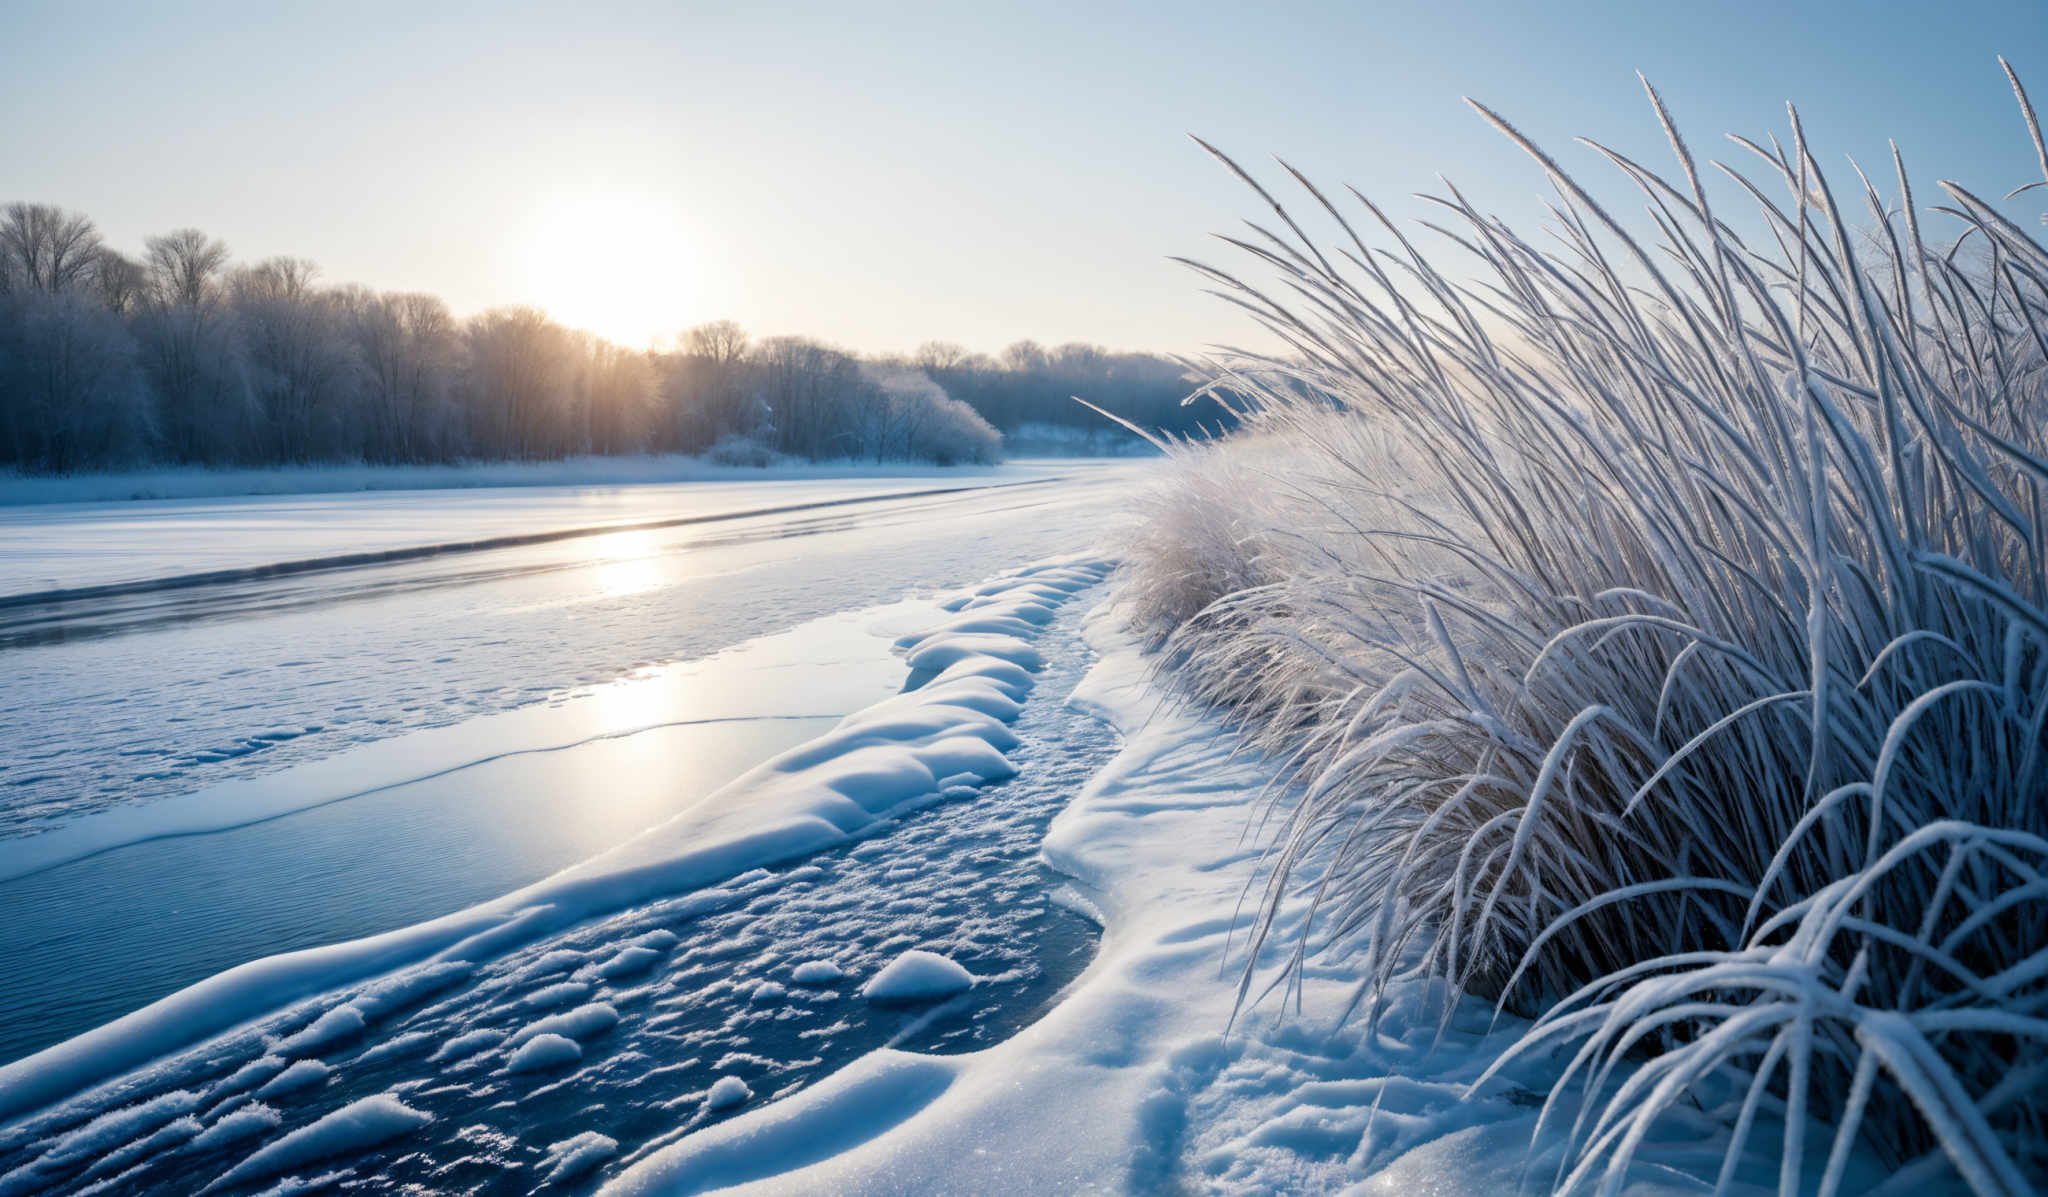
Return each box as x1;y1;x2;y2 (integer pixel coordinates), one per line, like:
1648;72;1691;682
1123;65;2048;1192
702;432;790;468
855;365;1003;466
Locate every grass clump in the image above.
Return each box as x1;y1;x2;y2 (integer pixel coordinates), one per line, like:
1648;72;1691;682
1124;62;2048;1194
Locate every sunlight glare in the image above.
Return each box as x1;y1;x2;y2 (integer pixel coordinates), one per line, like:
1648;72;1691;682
524;188;696;348
590;530;667;598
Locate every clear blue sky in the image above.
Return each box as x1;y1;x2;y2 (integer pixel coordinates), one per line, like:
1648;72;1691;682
3;1;2043;354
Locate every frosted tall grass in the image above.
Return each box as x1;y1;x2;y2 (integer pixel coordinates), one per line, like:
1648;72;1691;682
1124;63;2048;1193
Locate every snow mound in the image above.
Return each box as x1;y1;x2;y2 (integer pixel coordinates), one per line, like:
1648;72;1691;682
789;960;843;985
515;980;592;1012
252;1059;330;1099
425;1028;503;1063
502;1033;582;1073
543;1132;620;1183
40;1090;203;1168
506;1002;620;1047
702;1076;753;1112
271;1005;364;1056
604;1057;955;1194
351;1030;436;1065
346;962;472;1021
593;946;663;979
859;951;974;1002
212;1056;287;1097
186;1104;282;1152
203;1094;429;1193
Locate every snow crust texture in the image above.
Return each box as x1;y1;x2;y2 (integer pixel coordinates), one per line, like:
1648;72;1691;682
0;558;1116;1195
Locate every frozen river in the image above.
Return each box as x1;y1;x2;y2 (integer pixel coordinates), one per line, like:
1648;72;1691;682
0;461;1146;1070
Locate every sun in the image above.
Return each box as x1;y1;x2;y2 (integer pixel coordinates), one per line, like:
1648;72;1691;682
524;188;698;348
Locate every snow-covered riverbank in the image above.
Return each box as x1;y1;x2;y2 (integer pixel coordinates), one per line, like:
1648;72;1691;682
605;605;1840;1196
0;556;1870;1194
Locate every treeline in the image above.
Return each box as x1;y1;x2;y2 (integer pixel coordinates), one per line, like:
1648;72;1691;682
0;203;1215;474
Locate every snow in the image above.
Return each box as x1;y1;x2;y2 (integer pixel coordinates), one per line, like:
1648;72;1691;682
251;1060;330;1099
601;604;1811;1195
542;1132;620;1183
858;952;975;1003
271;1005;365;1056
213;1057;286;1096
425;1029;504;1064
702;1077;754;1112
515;982;593;1013
593;946;664;979
185;1104;281;1152
505;1003;621;1048
201;1094;430;1192
0;559;1110;1130
0;1089;202;1195
502;1034;584;1074
789;961;843;986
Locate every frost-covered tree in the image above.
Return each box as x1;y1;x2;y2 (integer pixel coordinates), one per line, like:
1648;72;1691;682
231;258;365;461
0;289;153;469
343;289;458;462
0;203;104;296
465;306;574;459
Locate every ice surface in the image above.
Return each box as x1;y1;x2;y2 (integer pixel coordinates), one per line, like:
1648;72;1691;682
858;952;974;1003
0;462;1147;849
0;560;1116;1195
0;460;1087;593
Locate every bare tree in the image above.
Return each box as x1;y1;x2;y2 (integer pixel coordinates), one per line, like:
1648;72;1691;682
145;228;231;310
0;289;152;468
0;203;105;295
913;341;969;373
684;319;749;365
233;258;362;460
93;249;147;315
466;306;573;458
230;256;319;304
347;290;457;461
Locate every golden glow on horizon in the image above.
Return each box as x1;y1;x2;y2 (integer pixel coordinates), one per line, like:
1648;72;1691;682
524;188;696;349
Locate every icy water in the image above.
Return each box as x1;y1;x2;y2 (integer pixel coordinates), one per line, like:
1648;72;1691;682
0;467;1141;838
0;589;1118;1196
0;603;934;1066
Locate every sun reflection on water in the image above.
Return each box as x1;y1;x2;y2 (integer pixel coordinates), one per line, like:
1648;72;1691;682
591;530;667;598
